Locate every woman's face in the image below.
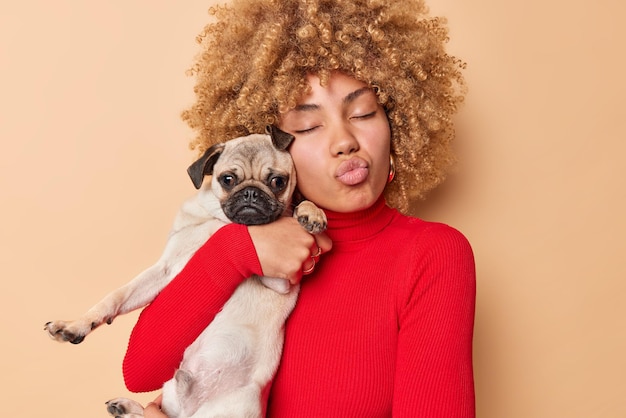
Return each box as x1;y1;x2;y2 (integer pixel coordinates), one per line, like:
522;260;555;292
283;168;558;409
278;72;391;213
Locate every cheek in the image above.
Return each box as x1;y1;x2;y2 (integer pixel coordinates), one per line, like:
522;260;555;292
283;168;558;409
290;140;317;172
364;126;391;163
291;153;317;183
289;147;325;197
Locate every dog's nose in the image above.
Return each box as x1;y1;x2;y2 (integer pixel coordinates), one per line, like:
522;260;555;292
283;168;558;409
243;187;260;202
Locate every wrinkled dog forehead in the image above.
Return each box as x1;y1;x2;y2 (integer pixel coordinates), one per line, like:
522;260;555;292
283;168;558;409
215;135;295;181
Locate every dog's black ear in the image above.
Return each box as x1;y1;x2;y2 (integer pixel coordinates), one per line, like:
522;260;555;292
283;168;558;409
187;143;226;189
266;125;295;151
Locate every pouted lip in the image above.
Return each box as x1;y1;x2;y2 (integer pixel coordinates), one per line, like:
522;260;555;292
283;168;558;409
335;157;369;185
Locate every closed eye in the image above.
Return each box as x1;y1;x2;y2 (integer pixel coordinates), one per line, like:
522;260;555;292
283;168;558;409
351;111;377;120
294;126;320;134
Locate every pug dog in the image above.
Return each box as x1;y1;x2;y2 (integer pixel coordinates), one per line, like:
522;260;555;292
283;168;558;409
45;126;327;418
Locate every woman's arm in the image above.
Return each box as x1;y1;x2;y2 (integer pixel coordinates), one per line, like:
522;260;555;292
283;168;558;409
393;224;476;417
122;217;330;392
123;223;260;392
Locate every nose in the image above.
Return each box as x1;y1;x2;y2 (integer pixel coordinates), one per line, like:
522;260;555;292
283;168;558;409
243;187;260;203
329;123;359;156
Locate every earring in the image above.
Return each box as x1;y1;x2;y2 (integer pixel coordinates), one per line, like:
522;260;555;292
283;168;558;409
388;154;396;183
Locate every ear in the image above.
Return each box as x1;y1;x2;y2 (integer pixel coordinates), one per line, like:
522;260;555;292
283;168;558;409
266;125;295;151
187;143;226;189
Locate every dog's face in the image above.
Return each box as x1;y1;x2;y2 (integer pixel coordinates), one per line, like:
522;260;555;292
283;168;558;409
187;126;296;226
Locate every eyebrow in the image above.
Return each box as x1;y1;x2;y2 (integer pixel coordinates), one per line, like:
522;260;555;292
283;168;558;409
293;87;373;112
343;87;372;105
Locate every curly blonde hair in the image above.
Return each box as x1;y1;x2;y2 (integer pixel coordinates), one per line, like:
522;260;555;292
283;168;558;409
182;0;466;213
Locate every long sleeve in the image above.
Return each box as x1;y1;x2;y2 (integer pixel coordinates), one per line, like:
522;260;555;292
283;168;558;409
393;223;476;417
122;223;262;392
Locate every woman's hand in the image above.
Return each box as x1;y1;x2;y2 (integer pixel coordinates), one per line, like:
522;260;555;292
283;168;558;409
248;216;332;284
144;395;168;418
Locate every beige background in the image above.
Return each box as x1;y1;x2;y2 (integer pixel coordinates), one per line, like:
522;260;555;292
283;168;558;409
1;0;624;417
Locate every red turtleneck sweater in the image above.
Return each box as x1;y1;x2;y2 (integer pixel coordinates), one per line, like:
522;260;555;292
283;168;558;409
122;198;476;417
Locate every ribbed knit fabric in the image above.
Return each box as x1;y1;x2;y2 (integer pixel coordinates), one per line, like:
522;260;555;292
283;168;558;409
123;197;476;417
122;223;260;390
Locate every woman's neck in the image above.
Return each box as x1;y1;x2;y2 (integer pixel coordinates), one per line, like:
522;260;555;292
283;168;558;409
322;196;396;243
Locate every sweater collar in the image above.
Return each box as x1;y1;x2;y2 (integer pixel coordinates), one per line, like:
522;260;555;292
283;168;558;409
322;196;397;243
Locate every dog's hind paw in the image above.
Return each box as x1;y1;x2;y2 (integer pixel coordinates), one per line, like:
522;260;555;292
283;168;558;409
106;398;144;418
44;320;87;344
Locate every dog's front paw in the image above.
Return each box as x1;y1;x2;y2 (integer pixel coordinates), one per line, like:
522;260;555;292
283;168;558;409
294;201;328;234
44;320;91;344
106;398;145;418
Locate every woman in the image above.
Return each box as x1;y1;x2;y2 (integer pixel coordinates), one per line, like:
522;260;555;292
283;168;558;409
125;0;475;416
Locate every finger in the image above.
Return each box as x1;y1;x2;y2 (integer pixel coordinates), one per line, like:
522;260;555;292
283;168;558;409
314;232;333;254
144;402;167;418
302;257;316;275
144;394;164;415
311;245;322;258
288;270;303;285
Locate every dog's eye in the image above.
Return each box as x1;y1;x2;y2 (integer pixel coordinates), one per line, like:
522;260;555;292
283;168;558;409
269;176;287;192
219;174;237;190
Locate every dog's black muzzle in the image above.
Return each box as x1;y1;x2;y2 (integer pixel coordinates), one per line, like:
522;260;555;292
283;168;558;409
223;186;283;226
